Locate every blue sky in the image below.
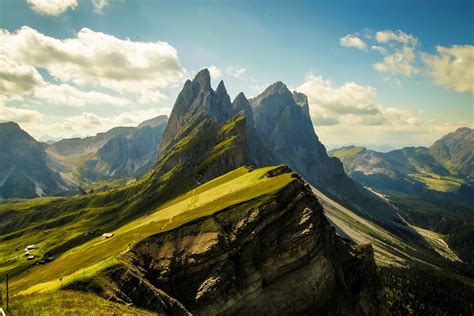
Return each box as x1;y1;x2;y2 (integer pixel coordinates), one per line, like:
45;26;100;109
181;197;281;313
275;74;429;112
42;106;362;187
0;0;472;147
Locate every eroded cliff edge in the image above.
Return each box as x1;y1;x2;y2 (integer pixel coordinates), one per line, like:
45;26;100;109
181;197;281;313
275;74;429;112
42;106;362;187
77;167;386;315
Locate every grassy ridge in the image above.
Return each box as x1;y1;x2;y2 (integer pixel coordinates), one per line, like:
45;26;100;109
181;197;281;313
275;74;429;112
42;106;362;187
4;166;293;295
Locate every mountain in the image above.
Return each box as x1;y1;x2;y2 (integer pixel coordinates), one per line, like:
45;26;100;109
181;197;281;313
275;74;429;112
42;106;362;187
329;129;474;268
429;127;473;181
329;127;474;197
0;122;67;199
0;70;387;314
250;82;419;241
151;69;274;193
48;115;168;185
79;117;168;181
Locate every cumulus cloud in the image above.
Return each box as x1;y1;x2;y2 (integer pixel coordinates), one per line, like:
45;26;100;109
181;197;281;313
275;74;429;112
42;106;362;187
296;73;420;127
27;0;78;16
0;55;44;96
371;45;387;55
375;30;417;46
374;47;419;76
207;66;222;81
0;96;43;124
225;66;247;78
40;108;171;139
340;34;367;50
33;84;131;107
0;26;185;93
422;45;474;93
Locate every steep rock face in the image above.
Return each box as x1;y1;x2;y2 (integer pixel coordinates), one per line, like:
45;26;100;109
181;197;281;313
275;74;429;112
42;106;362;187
0;122;66;199
250;83;417;240
251;82;336;183
90;169;386;315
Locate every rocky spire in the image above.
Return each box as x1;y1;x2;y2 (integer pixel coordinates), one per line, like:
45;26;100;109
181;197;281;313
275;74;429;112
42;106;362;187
232;92;253;123
193;68;212;92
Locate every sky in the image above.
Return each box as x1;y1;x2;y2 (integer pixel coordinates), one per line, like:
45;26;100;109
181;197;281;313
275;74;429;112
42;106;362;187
0;0;473;147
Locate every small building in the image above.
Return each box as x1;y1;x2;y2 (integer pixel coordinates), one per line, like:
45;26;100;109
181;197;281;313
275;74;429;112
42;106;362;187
102;233;114;239
25;245;36;251
27;255;35;260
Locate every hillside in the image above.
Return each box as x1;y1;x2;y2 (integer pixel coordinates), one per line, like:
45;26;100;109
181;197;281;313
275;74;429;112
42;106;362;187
1;165;385;314
0;122;67;199
429;127;473;181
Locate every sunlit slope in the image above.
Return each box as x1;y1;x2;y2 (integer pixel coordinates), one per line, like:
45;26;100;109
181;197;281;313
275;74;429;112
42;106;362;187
5;166;294;295
8;291;155;316
0;113;248;280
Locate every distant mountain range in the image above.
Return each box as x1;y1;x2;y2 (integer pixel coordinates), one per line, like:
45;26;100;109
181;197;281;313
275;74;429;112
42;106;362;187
0;116;167;199
329;127;473;201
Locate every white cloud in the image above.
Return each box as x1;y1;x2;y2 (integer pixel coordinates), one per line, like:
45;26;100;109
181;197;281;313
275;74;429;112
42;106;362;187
27;0;78;16
375;30;417;46
0;55;44;96
225;66;246;78
0;26;185;93
40;109;171;139
340;34;367;50
374;47;419;76
0;96;43;124
207;66;222;81
422;45;474;93
371;45;387;55
33;84;131;107
91;0;109;12
296;73;421;127
137;89;168;105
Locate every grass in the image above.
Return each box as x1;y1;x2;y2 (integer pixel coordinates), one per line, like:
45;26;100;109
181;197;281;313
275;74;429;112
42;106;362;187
328;146;366;159
408;173;464;192
7;290;155;315
7;166;294;295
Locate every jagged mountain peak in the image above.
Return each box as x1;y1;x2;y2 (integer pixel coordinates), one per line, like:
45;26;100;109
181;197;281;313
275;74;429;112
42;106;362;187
215;80;227;94
265;81;290;94
193;68;212;91
232;92;253;119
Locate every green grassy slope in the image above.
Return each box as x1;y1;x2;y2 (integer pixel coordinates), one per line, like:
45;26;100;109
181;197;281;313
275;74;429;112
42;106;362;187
1;165;294;296
0;113;248;282
7;290;155;315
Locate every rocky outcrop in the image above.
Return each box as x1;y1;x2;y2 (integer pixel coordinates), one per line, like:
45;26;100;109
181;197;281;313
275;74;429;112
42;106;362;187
88;170;386;315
